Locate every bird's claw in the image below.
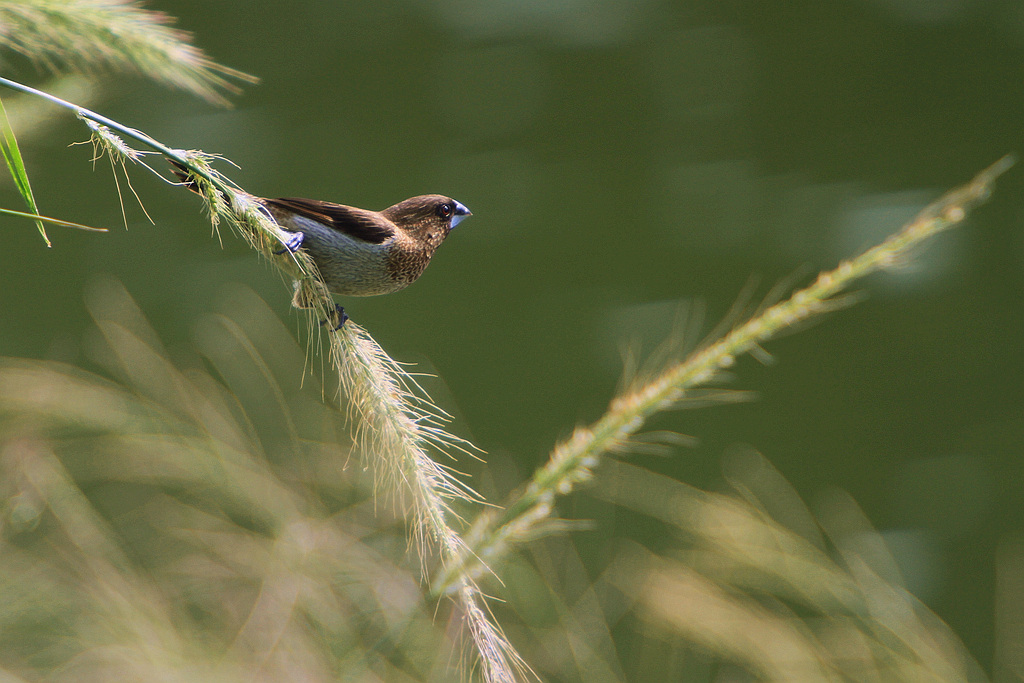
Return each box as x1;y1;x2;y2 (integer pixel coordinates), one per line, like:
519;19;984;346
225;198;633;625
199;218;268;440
319;304;349;330
273;230;304;255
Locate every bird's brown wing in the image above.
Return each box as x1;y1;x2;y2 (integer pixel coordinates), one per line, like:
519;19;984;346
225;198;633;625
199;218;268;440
263;197;395;245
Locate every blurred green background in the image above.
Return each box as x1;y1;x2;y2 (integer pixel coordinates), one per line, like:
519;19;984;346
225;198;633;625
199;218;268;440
2;0;1024;676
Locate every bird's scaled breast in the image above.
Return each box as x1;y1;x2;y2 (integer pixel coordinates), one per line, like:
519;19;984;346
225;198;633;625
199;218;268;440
281;213;403;297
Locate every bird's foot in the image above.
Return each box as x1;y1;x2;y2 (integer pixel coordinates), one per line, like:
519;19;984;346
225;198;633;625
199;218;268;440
273;230;304;255
319;303;349;330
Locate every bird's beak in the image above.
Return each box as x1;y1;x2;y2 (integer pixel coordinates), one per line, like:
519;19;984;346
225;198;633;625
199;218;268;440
451;200;472;228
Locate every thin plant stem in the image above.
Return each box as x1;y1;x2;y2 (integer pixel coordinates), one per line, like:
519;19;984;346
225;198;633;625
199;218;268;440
0;206;106;232
0;76;231;198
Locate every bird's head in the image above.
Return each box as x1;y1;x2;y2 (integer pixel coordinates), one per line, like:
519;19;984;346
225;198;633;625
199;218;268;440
383;195;471;250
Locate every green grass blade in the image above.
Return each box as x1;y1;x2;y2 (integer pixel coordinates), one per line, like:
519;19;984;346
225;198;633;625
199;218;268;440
0;95;49;246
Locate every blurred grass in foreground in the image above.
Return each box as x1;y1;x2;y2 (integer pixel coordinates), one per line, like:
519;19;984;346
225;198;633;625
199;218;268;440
0;277;996;682
0;280;457;681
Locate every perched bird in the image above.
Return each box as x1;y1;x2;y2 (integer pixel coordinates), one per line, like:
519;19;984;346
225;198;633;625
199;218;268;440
171;162;470;326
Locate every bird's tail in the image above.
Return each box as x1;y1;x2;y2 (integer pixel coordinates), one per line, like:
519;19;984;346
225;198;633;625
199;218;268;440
168;158;238;207
168;158;205;195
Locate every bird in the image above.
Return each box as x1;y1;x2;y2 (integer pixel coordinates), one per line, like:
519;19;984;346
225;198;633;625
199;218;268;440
171;161;470;326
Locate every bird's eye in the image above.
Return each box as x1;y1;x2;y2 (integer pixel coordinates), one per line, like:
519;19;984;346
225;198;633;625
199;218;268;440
437;203;453;218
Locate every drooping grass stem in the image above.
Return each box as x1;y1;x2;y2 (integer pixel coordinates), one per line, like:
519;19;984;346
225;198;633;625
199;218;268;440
0;75;528;683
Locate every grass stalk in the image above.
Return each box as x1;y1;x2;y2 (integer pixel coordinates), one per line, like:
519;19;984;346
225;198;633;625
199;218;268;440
332;323;528;682
434;155;1015;595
